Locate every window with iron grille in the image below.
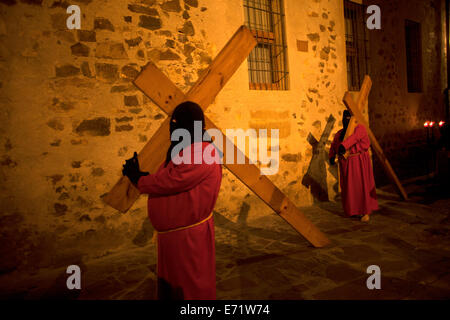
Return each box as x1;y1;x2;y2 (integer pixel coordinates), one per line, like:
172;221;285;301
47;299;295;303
405;20;423;93
344;0;370;91
244;0;289;90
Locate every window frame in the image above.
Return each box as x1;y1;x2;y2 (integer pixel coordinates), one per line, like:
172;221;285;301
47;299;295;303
344;0;370;91
244;0;290;91
405;19;423;93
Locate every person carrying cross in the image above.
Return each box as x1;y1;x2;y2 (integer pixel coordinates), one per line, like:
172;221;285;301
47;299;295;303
329;110;379;222
122;101;222;300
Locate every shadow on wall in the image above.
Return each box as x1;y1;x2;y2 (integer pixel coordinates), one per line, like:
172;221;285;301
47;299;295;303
302;114;336;203
328;159;339;200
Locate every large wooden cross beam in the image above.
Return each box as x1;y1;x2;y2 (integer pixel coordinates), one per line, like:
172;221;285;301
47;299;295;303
342;76;372;155
103;26;330;248
342;76;408;200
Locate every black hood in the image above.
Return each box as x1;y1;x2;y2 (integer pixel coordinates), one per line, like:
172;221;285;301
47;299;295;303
166;101;206;165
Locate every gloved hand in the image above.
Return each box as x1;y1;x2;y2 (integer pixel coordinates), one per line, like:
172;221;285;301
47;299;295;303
329;156;336;165
122;152;149;185
338;144;346;156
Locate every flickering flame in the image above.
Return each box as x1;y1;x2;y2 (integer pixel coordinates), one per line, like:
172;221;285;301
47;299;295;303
439;121;445;127
430;121;435;127
424;121;429;127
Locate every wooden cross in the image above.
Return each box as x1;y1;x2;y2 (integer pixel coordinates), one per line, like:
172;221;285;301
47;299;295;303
342;76;372;158
103;26;330;248
342;75;408;200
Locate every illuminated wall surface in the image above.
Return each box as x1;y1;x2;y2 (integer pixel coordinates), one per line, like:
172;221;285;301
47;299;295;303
0;0;445;280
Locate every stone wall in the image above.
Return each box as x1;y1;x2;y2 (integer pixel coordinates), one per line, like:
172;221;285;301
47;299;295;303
0;0;350;275
363;0;447;184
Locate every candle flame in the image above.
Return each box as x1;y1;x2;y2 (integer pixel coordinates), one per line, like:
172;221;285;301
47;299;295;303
439;121;445;127
424;121;429;127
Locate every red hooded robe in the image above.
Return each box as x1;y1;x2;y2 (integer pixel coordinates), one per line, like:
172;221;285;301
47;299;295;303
329;124;379;216
137;141;222;299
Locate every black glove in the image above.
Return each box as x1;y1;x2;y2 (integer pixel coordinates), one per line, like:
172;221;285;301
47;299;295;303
338;145;346;156
329;156;336;165
122;152;149;185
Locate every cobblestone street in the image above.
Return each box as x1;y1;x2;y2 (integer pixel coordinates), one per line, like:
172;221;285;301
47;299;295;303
1;177;449;300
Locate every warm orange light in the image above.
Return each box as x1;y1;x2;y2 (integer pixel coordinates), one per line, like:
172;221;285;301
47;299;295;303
424;121;429;127
439;121;445;127
429;121;435;127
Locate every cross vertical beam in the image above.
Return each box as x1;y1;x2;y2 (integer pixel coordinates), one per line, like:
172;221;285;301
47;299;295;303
342;76;372;159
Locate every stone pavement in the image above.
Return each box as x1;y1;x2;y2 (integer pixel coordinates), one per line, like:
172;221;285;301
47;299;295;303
1;177;449;300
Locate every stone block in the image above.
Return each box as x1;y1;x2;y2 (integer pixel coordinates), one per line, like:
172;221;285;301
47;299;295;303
128;4;159;16
120;64;140;80
184;0;198;8
94;17;114;31
297;40;308;52
95;63;119;82
124;95;139;107
55;64;80;77
159;49;180;60
77;30;96;42
161;0;181;12
71;42;90;57
179;21;194;36
75;117;111;136
95;42;128;59
138;15;162;30
125;36;142;47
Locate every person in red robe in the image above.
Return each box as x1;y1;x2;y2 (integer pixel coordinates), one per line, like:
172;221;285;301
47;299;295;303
329;110;379;222
122;101;222;300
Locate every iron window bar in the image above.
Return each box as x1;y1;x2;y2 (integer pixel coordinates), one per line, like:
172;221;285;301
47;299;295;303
244;0;289;90
344;0;370;91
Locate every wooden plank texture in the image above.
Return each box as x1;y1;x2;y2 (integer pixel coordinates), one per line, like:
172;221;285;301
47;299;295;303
133;64;185;115
186;26;257;110
343;92;408;200
342;76;372;160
